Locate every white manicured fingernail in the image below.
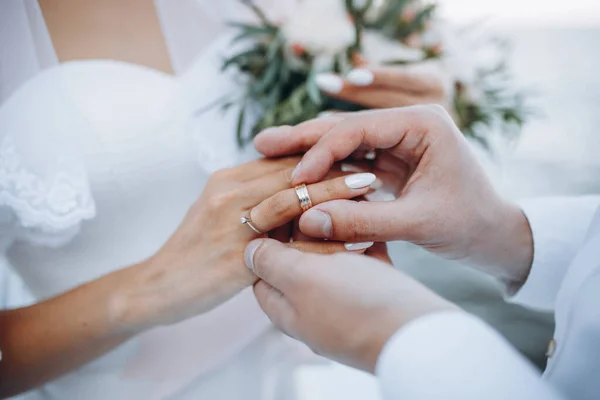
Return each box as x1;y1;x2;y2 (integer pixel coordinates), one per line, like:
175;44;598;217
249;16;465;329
315;73;344;93
245;240;263;272
347;69;374;86
364;149;377;160
345;173;377;189
318;111;335;118
341;163;368;173
370;178;383;190
365;190;396;202
345;242;374;251
291;162;302;181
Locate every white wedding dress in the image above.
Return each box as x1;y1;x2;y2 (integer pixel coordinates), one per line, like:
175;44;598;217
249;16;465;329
0;1;315;399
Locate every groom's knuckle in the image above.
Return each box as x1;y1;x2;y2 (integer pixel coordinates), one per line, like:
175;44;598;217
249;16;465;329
407;105;431;123
321;134;340;155
427;103;448;118
342;120;363;141
299;127;316;148
344;213;376;240
421;104;450;127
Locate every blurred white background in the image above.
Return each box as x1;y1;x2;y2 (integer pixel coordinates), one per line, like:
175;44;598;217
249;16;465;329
296;1;600;399
442;0;600;27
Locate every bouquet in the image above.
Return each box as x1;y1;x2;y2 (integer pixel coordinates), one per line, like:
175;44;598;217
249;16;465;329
220;0;531;149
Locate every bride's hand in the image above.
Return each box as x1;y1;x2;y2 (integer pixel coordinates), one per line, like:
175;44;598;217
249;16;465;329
117;157;378;328
315;65;449;109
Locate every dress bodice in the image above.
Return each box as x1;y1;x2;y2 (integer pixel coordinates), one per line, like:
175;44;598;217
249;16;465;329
7;60;198;295
5;48;246;298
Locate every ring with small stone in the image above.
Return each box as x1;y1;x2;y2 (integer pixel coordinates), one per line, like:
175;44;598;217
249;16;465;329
240;214;264;234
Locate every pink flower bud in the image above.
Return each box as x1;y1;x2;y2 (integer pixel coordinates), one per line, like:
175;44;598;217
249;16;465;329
291;43;305;56
352;51;368;67
405;33;422;48
432;43;443;55
401;7;417;22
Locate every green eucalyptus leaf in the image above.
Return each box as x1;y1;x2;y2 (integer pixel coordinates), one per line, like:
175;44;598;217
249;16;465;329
227;22;277;35
374;0;408;32
236;105;246;147
253;56;281;95
264;85;283;108
267;35;283;61
238;0;277;28
222;48;262;71
231;29;275;45
469;133;489;150
290;85;307;115
221;101;236;113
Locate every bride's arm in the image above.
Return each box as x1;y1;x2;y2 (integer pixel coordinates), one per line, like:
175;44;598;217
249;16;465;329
0;263;147;397
0;157;377;397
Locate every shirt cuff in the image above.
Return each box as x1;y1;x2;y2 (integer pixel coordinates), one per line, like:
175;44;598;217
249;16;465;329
375;312;557;400
509;196;600;311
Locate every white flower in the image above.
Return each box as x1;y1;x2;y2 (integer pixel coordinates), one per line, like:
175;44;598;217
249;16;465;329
281;0;355;57
421;23;442;48
361;30;425;64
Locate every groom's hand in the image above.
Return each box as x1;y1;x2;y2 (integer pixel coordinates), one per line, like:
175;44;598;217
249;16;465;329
245;239;457;373
254;105;534;284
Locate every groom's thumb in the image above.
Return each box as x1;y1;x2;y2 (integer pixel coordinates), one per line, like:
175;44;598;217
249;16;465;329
299;200;412;242
245;239;304;291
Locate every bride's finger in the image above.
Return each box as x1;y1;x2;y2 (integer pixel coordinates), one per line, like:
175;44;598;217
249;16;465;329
243;164;364;206
351;66;445;94
287;241;373;254
249;173;377;233
327;86;423;109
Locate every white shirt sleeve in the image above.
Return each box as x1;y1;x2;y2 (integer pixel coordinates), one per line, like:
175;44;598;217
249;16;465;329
509;196;600;311
376;312;565;400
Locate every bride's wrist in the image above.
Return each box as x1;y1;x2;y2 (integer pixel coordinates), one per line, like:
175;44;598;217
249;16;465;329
108;257;173;332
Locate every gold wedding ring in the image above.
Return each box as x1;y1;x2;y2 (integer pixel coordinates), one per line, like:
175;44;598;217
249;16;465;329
240;215;264;234
295;184;313;212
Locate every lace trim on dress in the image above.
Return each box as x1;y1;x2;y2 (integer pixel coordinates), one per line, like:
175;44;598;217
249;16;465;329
0;134;96;237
